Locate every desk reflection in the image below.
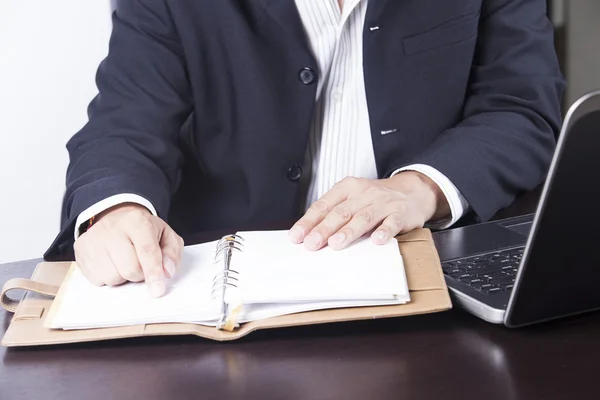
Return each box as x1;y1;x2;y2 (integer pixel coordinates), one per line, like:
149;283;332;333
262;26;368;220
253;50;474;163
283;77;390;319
455;330;518;400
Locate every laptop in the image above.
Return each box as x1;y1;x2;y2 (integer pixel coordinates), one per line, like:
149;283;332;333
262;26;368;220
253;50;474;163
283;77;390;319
432;89;600;327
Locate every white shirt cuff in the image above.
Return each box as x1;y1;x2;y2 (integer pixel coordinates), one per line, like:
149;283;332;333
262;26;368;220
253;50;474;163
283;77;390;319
391;164;470;230
74;194;157;240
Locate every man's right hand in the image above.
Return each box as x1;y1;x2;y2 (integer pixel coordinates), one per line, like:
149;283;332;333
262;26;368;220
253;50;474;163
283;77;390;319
73;203;184;298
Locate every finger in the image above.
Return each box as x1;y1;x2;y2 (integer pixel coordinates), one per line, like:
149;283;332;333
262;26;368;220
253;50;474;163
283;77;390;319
328;205;390;250
74;235;123;286
371;213;405;245
159;224;184;279
289;193;347;244
109;233;144;283
289;177;364;244
303;194;377;251
129;219;167;297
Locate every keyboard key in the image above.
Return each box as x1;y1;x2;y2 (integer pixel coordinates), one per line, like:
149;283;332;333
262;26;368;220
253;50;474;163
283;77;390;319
493;275;515;285
485;265;510;273
467;278;484;284
486;287;503;294
483;271;505;279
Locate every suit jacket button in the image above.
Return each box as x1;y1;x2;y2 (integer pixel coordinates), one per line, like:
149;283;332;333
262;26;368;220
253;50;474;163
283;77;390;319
287;165;303;181
299;67;317;85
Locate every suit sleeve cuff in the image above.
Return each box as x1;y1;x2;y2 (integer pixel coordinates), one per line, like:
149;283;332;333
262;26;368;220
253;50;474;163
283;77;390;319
391;164;470;229
74;193;158;240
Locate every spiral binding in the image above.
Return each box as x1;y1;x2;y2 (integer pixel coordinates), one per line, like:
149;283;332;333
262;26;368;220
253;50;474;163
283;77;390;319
212;234;244;330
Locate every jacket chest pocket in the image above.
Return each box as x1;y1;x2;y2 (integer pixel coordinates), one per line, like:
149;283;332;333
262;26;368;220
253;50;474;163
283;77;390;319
402;10;480;56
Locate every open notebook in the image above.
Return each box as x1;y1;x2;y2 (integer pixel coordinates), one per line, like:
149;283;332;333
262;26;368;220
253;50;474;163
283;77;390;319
45;230;410;331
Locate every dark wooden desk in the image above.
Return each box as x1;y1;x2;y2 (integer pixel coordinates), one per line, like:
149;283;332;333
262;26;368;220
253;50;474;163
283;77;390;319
2;190;598;399
2;258;599;400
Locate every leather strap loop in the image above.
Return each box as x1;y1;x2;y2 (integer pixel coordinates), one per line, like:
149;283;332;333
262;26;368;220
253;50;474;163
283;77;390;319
1;278;59;313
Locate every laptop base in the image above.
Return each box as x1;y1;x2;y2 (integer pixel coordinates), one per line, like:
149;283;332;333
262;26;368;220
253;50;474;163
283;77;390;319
449;287;506;324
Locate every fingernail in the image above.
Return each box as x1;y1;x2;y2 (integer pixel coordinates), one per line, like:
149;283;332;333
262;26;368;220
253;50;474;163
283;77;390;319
149;280;166;298
163;257;176;278
373;231;388;242
288;226;305;243
304;232;322;250
329;232;346;247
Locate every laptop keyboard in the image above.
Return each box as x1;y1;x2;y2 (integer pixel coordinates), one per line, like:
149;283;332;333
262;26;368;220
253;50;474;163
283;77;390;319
441;247;524;294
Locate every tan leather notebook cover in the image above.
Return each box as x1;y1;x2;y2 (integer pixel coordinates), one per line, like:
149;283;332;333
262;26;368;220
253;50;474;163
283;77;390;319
0;228;452;347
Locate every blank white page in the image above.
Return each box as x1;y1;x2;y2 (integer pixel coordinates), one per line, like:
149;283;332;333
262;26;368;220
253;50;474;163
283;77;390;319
50;240;222;329
232;230;409;304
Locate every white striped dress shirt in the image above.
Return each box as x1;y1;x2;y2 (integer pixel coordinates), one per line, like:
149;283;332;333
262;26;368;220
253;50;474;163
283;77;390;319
74;0;469;239
296;0;376;207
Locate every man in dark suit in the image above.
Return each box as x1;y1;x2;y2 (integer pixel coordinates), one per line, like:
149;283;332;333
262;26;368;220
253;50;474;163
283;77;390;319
47;0;564;297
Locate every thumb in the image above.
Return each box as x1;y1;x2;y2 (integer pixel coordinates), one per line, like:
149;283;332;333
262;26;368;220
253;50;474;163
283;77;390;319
159;222;185;279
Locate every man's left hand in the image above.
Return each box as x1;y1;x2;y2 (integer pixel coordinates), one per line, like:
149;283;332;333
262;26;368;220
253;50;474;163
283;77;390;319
288;172;451;250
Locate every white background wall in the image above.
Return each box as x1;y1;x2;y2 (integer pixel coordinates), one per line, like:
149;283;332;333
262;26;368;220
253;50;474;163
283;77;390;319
0;1;113;263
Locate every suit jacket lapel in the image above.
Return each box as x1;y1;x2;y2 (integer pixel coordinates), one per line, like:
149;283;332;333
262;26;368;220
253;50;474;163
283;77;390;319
260;0;310;53
365;0;389;25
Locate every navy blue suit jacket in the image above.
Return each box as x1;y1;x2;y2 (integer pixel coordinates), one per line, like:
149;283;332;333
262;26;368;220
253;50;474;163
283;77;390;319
46;0;564;258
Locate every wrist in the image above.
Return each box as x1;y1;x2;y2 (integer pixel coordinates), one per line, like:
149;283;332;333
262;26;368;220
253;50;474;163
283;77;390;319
388;171;450;222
